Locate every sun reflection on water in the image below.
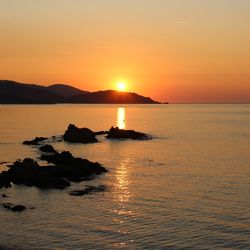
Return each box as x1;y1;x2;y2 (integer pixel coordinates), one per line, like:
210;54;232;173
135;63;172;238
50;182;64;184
115;159;131;203
112;159;138;247
117;107;126;129
113;159;135;219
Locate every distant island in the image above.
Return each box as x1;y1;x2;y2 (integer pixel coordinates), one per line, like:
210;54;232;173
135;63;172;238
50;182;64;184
0;80;160;104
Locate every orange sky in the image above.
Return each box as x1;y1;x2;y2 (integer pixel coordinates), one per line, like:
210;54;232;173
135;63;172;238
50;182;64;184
0;0;250;103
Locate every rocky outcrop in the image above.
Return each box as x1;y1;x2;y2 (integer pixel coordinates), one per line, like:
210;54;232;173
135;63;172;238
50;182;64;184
1;203;26;212
39;144;56;153
23;137;47;145
0;151;107;190
0;171;12;189
41;151;107;182
69;185;107;196
63;124;98;143
5;158;71;189
106;126;151;140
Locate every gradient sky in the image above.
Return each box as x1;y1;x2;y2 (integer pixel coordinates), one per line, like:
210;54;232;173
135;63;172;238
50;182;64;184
0;0;250;103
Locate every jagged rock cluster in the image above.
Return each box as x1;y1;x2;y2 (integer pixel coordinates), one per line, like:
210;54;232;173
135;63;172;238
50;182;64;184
0;124;152;212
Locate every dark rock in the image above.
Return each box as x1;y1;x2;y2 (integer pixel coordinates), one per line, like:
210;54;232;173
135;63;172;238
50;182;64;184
2;194;9;198
23;137;47;145
106;126;151;140
0;151;107;190
0;171;12;189
95;130;108;135
6;158;71;189
51;135;63;142
39;144;56;153
2;203;12;209
1;203;26;212
11;205;26;212
69;185;107;196
41;151;108;181
63;124;98;143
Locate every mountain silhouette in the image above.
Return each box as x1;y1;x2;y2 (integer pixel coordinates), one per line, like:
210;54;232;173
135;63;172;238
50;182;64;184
47;84;89;98
0;80;63;104
0;80;160;104
68;90;159;104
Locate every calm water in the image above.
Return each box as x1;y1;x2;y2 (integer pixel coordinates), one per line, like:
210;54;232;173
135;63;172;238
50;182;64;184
0;104;249;249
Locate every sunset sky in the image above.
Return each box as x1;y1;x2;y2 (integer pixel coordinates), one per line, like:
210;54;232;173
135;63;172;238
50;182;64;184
0;0;249;103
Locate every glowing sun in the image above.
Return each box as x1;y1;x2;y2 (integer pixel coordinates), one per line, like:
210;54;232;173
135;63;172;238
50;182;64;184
117;82;126;92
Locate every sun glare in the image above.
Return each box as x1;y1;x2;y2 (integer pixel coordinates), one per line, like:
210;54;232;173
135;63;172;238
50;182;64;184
117;82;126;92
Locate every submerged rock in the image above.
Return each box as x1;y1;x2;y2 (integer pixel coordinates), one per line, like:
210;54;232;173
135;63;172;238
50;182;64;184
11;205;26;212
39;144;56;153
1;202;26;212
2;203;12;209
106;126;151;140
69;185;107;196
63;124;98;143
51;135;63;142
23;137;47;145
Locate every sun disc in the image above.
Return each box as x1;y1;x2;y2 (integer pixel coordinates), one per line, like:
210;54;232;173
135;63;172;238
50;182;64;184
117;82;126;92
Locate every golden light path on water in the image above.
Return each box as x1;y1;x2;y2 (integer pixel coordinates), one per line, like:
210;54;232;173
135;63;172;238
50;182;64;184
115;159;131;204
117;107;126;129
113;109;138;247
113;159;136;248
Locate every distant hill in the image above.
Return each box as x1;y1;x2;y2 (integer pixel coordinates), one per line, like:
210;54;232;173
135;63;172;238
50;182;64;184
0;80;160;104
68;90;159;104
0;80;63;104
47;84;89;98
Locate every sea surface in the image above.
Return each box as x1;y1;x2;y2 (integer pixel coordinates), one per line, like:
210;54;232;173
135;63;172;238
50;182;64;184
0;104;249;250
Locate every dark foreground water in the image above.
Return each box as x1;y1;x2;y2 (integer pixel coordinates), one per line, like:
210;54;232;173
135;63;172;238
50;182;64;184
0;104;249;249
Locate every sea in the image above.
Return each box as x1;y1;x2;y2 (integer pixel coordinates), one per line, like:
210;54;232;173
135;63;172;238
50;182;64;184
0;104;249;249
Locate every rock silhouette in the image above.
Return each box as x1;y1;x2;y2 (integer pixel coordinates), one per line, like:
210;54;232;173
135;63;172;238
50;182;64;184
23;137;47;145
0;152;107;190
69;185;107;196
107;126;151;140
3;158;71;189
39;144;56;153
41;151;107;182
11;205;26;212
1;203;26;212
63;124;98;143
0;171;12;189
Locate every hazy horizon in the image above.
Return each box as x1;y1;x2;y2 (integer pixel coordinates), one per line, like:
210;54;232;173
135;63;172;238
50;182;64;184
0;0;250;103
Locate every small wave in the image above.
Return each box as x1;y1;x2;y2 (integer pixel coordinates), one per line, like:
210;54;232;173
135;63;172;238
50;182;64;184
0;161;8;165
0;246;28;250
